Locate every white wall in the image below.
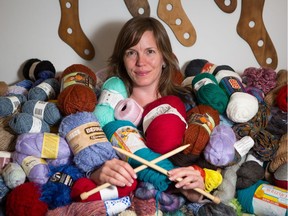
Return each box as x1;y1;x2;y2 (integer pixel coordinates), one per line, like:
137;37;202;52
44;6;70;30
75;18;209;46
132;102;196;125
0;0;287;85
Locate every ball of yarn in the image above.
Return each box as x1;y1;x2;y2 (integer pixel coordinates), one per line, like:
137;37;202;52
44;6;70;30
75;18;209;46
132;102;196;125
7;79;34;95
189;201;237;216
2;162;26;189
94;76;128;127
28;78;60;101
6;182;48;216
71;177;137;202
0;93;27;117
114;98;143;126
57;64;97;116
245;86;265;104
58;111;117;173
40;164;84;209
185;59;209;77
0;81;8;96
192;73;228;114
204;125;236;167
142;95;187;154
266;106;287;140
269;133;287;172
0;176;10;202
9;112;50;134
22;99;62;125
276;84;287;112
273;163;288;189
0;115;18;152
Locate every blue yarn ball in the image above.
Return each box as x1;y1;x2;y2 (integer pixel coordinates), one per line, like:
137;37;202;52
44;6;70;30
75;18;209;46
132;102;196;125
9;113;50;134
22;100;62;126
58;111;117;173
0;93;27;117
28;78;60;101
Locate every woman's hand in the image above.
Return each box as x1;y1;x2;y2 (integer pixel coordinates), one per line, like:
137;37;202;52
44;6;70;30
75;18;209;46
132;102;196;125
90;158;137;187
168;166;205;202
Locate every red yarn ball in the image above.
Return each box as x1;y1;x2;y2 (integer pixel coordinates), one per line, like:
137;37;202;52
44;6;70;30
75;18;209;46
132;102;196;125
276;85;287;112
142;95;187;154
57;64;97;116
6;182;48;216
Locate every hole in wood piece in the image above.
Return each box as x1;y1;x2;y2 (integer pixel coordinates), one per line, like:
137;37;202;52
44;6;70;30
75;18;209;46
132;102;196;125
175;18;182;26
84;49;90;56
224;0;231;6
166;4;173;11
138;7;145;15
249;21;255;28
266;57;272;65
65;2;71;8
67;27;73;34
183;32;190;40
257;39;264;47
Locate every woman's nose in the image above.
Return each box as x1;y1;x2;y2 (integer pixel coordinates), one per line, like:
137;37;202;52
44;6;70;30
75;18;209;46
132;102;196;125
136;54;145;66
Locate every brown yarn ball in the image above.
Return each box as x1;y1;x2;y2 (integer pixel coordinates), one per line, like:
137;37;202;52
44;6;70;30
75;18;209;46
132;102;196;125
269;133;287;173
57;64;97;116
0;81;8;96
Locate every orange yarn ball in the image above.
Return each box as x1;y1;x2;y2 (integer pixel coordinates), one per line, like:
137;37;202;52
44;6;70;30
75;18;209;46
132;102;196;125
57;64;97;116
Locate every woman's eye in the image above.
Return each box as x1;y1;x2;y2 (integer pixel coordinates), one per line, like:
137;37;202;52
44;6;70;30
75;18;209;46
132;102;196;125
125;50;136;57
147;49;155;54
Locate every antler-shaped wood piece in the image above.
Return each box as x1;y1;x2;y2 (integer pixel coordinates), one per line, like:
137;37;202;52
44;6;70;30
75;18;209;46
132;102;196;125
124;0;150;17
214;0;237;13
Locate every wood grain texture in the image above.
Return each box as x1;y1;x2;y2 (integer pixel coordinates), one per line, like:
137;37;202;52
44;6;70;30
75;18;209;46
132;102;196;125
214;0;237;13
124;0;150;17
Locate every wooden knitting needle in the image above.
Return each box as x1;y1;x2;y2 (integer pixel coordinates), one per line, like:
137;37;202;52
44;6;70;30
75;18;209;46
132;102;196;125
80;144;190;200
113;146;221;204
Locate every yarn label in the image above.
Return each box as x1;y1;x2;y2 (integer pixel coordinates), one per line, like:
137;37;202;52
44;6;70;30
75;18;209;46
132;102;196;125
49;172;73;187
37;82;55;100
100;185;119;200
98;89;125;109
65;122;108;155
33;101;48;120
41;133;59;159
105;196;131;215
193;78;216;91
61;72;95;91
111;126;146;161
7;96;20;112
187;113;215;135
219;76;245;96
253;184;288;216
29;61;40;80
142;104;187;133
21;156;47;176
201;63;217;73
29;116;43;133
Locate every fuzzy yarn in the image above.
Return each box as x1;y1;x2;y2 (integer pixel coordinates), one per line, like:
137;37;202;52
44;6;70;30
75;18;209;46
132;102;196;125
142;95;187;154
245;86;265;104
269;133;287;173
28;78;60;101
0;93;27;117
94;76;128;128
276;84;287;112
58;111;117;173
7;79;34;95
266;106;287;140
57;64;97;116
2;162;26;189
9;112;50;135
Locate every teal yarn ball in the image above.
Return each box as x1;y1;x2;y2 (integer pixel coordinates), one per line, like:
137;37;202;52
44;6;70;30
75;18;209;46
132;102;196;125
0;93;27;117
9;113;50;135
28;78;60;101
192;73;228;114
22;100;62;126
103;120;175;192
94;76;128;128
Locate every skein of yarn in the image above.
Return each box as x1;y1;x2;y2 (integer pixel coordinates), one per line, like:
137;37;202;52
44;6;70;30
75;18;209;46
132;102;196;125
142;95;187;154
57;64;97;116
28;78;60;101
9;112;50;134
94;76;128;128
2;162;26;189
58;111;117;173
7;79;34;95
0;93;27;117
276;84;287;112
22;99;62;126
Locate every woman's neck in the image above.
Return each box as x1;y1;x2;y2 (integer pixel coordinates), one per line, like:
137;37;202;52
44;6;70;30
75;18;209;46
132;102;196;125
130;86;160;108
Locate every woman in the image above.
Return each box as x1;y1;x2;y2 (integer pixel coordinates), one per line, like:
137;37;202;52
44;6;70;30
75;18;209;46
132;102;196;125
90;16;204;202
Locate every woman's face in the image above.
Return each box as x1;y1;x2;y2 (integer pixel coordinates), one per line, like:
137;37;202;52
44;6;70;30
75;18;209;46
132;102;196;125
123;31;165;89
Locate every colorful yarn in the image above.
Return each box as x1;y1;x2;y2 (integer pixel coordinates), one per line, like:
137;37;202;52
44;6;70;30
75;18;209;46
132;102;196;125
276;84;287;112
9;112;50;134
58;111;116;173
71;177;137;202
185;59;209;77
127;196;162;216
57;64;97;116
22;99;62;126
203;168;223;192
40;164;84;209
114;98;143;127
28;78;60;101
273;163;288;189
188;201;237;216
94;76;128;128
142;95;187;154
7;79;34;95
0;176;9;202
192;73;228;114
204;125;236;167
242;67;277;94
245;86;265;104
0;151;12;173
269;133;287;173
2;162;26;189
134;181;186;212
103;120;175;191
0;93;27;117
266;106;287;140
5;182;48;216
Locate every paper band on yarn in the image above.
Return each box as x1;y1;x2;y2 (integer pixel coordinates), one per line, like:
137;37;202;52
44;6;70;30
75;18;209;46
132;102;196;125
201;62;217;73
7;96;20;113
0;151;12;174
28;61;40;80
29;116;43;133
105;196;131;215
253;184;287;216
219;76;245;97
193;77;217;91
97;89;125;109
33;101;48;120
234;136;254;157
41;133;59;159
143;104;187;133
99;185;119;201
111;126;146;161
61;72;95;91
37;82;56;99
65;122;108;155
21;155;47;176
188;113;215;135
246;154;264;166
49;172;73;187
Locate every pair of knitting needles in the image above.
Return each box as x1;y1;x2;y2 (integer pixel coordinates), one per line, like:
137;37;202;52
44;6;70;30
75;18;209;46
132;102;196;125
80;144;220;204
